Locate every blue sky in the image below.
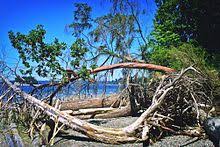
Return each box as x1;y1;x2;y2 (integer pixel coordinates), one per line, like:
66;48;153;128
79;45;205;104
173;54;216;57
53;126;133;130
0;0;109;64
0;0;156;79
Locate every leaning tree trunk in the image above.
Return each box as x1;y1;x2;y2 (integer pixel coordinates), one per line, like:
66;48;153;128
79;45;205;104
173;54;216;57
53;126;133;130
66;62;175;81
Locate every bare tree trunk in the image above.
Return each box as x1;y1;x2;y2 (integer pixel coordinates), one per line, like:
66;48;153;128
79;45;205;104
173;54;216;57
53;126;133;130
91;62;175;73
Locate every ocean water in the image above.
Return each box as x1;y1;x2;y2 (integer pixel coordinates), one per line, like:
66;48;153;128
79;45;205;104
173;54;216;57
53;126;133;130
19;82;120;99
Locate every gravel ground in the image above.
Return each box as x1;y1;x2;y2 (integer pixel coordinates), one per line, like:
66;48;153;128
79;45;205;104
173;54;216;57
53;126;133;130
53;117;214;147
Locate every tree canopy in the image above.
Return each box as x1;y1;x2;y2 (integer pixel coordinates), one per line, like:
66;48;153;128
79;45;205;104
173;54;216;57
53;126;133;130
149;0;220;71
152;0;220;53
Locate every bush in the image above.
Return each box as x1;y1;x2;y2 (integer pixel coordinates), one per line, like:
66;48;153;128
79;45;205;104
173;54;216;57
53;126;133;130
149;43;220;99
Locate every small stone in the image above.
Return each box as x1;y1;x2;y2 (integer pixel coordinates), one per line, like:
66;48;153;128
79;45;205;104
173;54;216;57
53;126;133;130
203;117;220;147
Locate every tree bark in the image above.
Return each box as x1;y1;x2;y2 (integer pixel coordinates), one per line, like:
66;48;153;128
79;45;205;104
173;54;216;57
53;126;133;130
60;94;121;111
90;62;175;74
67;62;175;80
75;105;131;119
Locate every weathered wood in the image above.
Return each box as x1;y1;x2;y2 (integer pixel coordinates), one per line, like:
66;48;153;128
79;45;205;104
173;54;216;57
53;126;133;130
71;107;117;115
61;110;73;114
123;86;173;134
75;105;131;119
60;94;120;111
2;74;169;144
92;104;131;119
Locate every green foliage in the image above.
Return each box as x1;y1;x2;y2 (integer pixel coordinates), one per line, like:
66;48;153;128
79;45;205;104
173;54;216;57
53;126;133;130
152;0;199;47
9;25;92;80
147;0;184;65
150;43;208;70
92;13;135;52
150;43;220;91
70;38;88;68
69;2;144;64
90;63;98;70
150;0;220;85
149;46;177;68
152;0;220;54
150;43;220;99
149;0;191;65
69;3;92;37
151;23;181;47
169;44;208;69
9;25;66;77
78;65;90;80
150;0;220;98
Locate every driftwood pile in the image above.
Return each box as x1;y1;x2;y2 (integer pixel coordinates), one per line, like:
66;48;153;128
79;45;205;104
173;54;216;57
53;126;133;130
0;65;216;145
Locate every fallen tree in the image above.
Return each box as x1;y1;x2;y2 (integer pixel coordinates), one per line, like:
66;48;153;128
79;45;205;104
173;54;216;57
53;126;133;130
0;66;214;145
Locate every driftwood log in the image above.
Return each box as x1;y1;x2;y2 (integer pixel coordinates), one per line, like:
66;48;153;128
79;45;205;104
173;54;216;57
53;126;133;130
74;105;131;119
60;94;119;111
60;88;131;119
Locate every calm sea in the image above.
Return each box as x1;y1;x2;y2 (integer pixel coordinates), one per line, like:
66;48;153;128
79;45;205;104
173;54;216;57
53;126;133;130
19;81;120;99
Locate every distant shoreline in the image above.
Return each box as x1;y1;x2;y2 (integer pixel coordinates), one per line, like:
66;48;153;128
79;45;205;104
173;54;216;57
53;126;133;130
15;82;121;87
